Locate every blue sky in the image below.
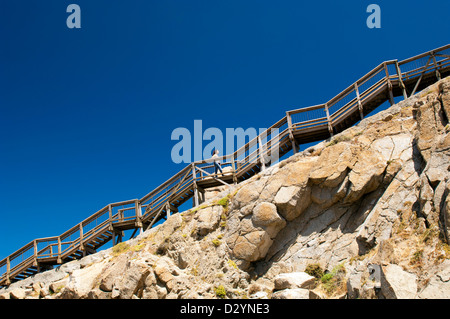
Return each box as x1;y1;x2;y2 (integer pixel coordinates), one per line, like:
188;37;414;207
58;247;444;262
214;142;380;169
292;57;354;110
0;0;449;259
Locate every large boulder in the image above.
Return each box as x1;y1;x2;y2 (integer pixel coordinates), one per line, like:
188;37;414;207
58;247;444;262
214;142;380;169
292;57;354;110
232;230;272;262
274;186;311;221
309;142;357;187
272;288;310;299
380;264;418;299
60;259;108;299
112;258;151;299
273;272;316;290
252;202;286;237
196;205;222;236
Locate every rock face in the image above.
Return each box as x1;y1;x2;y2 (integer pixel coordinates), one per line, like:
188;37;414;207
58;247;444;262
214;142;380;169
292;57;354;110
2;77;450;299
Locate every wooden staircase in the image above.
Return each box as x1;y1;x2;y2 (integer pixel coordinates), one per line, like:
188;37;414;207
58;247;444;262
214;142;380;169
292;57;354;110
1;44;449;289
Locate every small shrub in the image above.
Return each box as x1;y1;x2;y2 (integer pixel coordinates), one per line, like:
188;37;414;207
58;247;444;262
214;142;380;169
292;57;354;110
321;273;334;283
305;263;324;279
410;249;424;267
212;238;221;247
227;259;238;269
216;195;231;213
216;197;229;208
319;263;347;296
421;228;436;243
214;285;227;298
131;243;145;252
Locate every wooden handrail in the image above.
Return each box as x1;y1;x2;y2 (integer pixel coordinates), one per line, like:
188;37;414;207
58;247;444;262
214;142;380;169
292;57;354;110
398;44;450;65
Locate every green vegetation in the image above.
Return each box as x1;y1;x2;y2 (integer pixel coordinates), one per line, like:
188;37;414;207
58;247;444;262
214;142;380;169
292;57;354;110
214;285;227;298
212;238;221;247
184;204;207;216
319;263;347;296
305;263;324;279
304;262;347;296
111;242;131;257
216;196;230;208
215;194;232;214
227;259;238;270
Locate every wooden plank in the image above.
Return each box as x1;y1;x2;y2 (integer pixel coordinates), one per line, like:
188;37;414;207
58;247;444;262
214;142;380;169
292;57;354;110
192;164;199;207
286;111;299;154
354;82;364;120
195;167;230;187
395;60;408;99
287;103;326;115
324;103;333;136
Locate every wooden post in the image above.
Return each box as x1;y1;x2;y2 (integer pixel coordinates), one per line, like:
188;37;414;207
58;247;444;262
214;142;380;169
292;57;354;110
168;203;179;214
57;236;62;264
166;202;171;219
395;61;408;100
6;256;10;285
354;83;364;120
258;135;266;171
113;230;122;245
79;224;84;251
431;53;441;81
286;111;299;154
197;187;205;204
192;163;199;207
231;155;237;185
108;204;113;231
135;200;143;235
33;240;38;267
119;208;124;222
324;104;333;137
384;62;395;106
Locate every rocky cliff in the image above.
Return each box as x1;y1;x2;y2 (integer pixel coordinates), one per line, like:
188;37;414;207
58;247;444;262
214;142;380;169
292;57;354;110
2;77;450;299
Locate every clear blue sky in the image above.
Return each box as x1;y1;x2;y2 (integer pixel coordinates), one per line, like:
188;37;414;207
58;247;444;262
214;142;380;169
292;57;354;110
0;0;448;259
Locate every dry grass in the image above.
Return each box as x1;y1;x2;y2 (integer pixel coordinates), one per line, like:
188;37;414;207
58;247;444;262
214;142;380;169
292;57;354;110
112;242;129;255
